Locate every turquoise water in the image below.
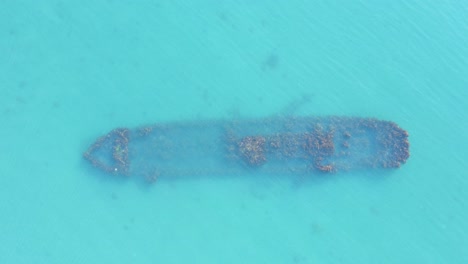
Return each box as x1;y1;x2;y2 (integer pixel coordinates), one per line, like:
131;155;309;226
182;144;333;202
1;1;467;263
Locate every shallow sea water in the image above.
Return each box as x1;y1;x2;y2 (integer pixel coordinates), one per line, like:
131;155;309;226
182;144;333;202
0;1;467;263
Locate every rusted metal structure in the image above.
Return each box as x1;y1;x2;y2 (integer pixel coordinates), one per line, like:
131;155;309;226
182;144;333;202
84;116;410;182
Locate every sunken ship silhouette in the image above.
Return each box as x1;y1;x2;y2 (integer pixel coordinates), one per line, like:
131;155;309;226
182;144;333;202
84;116;410;182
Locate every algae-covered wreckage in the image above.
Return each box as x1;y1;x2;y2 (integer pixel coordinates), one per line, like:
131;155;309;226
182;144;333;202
84;116;410;182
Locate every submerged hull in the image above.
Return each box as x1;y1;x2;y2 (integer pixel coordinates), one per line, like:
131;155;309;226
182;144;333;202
84;116;410;182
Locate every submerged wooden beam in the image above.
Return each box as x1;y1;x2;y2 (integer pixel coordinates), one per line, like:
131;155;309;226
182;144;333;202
83;116;410;182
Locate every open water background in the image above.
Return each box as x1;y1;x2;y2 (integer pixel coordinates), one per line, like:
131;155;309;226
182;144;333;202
1;1;467;263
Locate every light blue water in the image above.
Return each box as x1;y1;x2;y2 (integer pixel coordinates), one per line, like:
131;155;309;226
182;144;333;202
1;1;467;263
